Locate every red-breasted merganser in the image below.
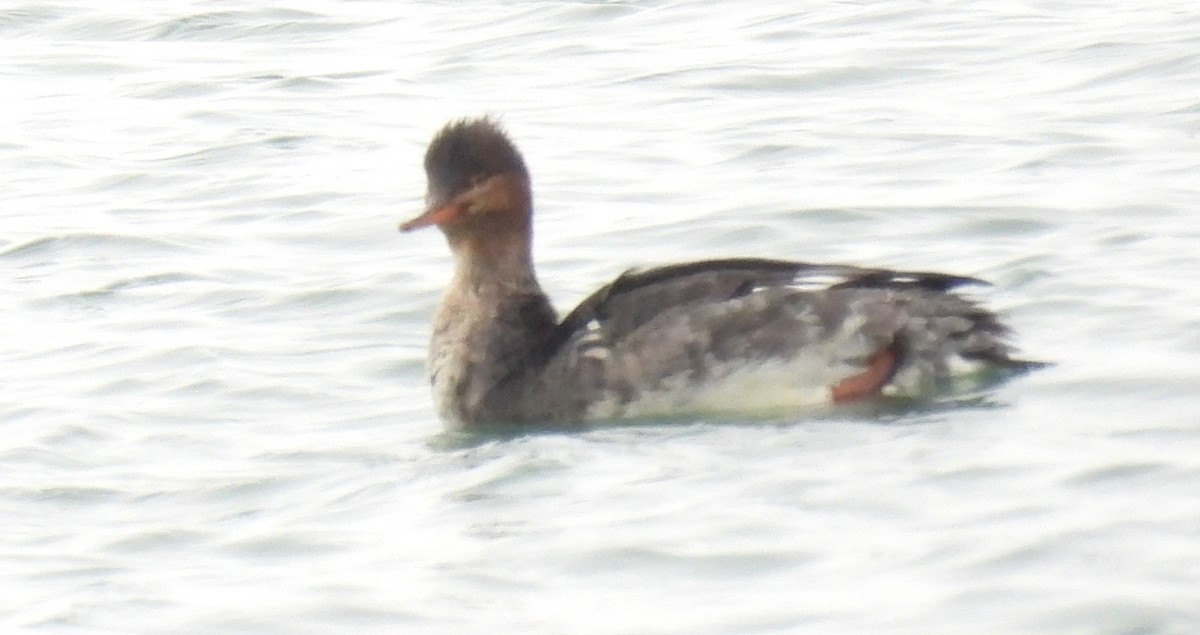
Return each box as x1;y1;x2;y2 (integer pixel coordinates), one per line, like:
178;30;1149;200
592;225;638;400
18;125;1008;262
401;117;1039;428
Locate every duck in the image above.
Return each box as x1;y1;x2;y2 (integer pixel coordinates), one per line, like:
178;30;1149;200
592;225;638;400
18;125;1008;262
400;117;1039;429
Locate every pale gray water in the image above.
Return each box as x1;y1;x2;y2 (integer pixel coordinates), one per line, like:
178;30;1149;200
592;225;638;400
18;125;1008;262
3;1;1200;633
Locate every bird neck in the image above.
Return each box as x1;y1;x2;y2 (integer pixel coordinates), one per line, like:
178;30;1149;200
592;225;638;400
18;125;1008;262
445;217;541;297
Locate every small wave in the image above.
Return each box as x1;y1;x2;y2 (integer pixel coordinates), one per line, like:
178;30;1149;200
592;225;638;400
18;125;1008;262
55;272;197;301
0;4;63;34
1062;461;1166;486
0;233;183;259
1073;51;1200;90
150;9;365;42
128;80;221;100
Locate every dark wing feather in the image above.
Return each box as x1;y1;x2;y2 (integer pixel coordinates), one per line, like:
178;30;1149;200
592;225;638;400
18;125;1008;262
557;259;811;340
827;269;987;293
554;257;989;343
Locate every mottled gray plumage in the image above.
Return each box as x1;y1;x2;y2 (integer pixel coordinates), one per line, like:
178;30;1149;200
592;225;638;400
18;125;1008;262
406;118;1040;429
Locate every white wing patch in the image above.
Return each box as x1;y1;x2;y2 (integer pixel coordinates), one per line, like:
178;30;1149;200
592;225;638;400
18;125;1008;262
578;319;605;344
785;269;857;292
578;318;611;361
581;347;612;361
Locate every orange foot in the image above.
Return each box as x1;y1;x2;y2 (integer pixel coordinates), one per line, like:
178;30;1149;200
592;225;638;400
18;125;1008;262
830;346;898;404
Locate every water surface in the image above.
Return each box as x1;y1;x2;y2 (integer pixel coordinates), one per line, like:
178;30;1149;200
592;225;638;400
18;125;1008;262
3;1;1200;633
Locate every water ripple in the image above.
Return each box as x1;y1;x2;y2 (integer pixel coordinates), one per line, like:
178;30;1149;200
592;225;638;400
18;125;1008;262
3;1;1200;634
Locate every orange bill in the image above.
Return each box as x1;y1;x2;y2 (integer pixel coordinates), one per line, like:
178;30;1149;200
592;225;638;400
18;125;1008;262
399;202;462;232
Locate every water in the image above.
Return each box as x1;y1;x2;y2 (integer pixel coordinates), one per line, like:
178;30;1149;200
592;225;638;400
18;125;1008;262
3;1;1199;633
